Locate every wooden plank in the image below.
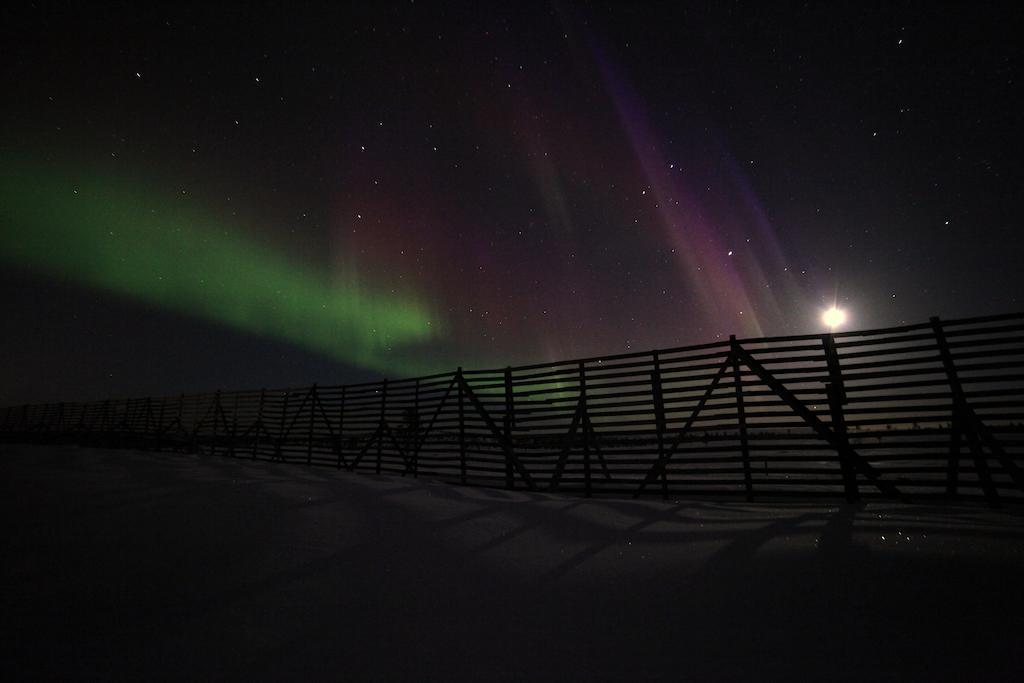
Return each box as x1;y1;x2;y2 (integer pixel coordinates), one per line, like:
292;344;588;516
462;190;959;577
730;338;754;501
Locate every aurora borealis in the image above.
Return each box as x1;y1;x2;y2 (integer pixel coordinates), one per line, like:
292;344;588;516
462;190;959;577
1;2;1021;403
0;163;439;375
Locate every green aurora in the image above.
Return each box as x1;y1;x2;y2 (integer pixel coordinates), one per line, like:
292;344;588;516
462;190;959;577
0;163;441;375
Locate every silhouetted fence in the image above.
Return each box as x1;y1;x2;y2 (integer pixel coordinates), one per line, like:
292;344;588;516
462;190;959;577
4;313;1024;503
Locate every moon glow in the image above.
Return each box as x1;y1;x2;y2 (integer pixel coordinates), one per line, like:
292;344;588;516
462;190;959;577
822;307;847;329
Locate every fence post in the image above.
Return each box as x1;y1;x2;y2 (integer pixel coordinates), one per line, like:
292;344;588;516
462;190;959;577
377;379;387;474
504;367;515;489
72;402;84;436
211;391;222;457
134;399;143;435
934;316;963;496
412;378;421;477
338;385;346;469
307;384;317;466
228;393;239;458
457;368;466;484
729;337;753;501
117;400;128;447
174;394;184;442
121;400;131;436
276;392;290;460
135;399;144;435
931;316;996;503
191;394;202;453
579;361;592;498
252;389;265;459
651;351;669;499
127;399;136;439
119;400;130;437
823;334;857;502
156;397;167;449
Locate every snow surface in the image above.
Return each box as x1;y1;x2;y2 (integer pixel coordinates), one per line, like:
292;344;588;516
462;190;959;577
2;444;1023;680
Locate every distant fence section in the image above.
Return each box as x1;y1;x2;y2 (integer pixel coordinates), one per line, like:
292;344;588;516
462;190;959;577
3;313;1024;504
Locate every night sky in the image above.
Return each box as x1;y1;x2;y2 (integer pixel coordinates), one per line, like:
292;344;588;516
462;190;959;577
1;2;1020;405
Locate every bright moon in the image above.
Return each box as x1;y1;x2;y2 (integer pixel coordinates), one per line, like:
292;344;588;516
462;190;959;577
822;307;847;329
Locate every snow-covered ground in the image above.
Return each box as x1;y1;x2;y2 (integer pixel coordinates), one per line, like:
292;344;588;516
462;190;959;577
2;444;1023;680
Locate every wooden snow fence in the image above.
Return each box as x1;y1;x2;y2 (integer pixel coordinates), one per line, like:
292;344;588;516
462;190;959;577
4;313;1024;504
